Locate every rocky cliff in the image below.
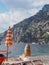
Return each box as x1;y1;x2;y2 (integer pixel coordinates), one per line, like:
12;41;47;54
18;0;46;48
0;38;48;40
0;4;49;44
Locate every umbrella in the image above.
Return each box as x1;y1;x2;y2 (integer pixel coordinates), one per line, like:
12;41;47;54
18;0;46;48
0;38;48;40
5;26;12;60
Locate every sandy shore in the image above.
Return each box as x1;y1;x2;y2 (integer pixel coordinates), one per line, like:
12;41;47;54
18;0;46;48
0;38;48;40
31;54;49;65
9;54;49;65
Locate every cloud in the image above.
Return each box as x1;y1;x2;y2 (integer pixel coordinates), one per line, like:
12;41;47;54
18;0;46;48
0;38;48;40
0;8;39;33
32;0;49;7
32;0;44;7
27;9;38;16
1;0;49;10
0;0;49;33
2;0;33;10
0;11;29;32
0;9;38;25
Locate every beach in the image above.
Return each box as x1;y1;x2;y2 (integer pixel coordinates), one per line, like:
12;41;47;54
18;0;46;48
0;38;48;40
8;54;49;65
32;54;49;65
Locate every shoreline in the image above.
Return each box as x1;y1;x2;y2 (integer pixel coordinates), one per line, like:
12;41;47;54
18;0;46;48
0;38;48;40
11;53;49;57
6;53;49;58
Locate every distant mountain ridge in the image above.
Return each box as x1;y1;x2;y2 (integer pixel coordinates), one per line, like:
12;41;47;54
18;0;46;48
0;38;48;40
0;4;49;44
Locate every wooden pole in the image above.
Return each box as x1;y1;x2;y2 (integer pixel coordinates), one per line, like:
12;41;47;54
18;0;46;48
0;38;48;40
7;45;9;61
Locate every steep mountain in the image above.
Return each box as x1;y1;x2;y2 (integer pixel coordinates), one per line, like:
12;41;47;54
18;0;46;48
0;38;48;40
0;4;49;44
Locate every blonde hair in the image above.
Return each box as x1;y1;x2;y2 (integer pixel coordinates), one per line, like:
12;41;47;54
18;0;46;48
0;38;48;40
18;44;31;60
24;44;31;56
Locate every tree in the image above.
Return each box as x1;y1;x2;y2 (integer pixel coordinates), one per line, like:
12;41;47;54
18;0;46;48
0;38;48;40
43;32;49;43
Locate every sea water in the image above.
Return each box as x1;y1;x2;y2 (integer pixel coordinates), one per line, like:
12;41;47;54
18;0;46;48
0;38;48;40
0;43;49;57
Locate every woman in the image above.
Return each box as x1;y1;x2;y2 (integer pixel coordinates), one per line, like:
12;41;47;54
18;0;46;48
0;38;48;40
18;44;32;61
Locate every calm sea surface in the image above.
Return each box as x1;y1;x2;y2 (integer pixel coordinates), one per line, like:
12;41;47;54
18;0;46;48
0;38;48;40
0;43;49;57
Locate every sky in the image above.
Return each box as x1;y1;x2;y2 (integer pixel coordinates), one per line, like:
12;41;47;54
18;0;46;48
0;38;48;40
0;0;49;33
